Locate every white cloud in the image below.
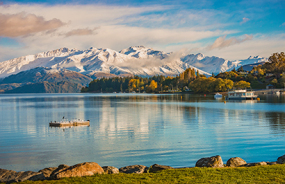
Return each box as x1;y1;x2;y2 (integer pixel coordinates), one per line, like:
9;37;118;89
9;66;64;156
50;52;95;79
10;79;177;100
240;17;250;25
64;28;98;37
203;34;285;60
115;48;189;69
0;3;282;63
0;12;65;37
0;4;232;62
208;34;253;50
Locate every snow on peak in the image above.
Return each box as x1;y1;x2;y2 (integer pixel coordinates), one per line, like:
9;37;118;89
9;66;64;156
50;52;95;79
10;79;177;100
196;53;205;60
247;55;263;60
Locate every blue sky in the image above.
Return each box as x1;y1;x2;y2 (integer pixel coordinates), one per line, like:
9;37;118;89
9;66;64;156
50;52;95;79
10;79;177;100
0;0;284;61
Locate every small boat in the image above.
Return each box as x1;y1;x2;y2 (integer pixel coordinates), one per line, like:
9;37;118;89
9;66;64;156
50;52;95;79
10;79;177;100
214;93;223;99
49;119;90;127
226;89;258;100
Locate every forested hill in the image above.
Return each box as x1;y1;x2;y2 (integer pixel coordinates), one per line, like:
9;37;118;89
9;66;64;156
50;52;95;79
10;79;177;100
82;52;285;94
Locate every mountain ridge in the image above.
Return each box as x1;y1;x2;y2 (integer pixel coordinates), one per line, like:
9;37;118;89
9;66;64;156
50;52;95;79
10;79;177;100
0;46;268;79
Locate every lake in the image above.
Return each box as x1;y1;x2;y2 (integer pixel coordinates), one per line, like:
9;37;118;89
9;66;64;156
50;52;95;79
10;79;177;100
0;93;285;172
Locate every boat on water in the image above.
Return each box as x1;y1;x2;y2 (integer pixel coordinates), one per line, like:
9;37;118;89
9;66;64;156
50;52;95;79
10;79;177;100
226;89;258;100
49;118;90;127
214;93;223;99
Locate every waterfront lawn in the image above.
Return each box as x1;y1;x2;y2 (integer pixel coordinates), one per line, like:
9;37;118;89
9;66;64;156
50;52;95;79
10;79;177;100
14;164;285;184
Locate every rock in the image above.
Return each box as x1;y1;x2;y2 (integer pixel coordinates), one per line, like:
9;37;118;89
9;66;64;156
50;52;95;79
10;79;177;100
226;157;247;167
38;167;57;178
119;165;148;174
246;162;267;167
49;164;70;179
267;162;277;165
102;166;119;174
14;171;45;182
0;169;17;183
0;169;44;183
149;164;174;173
54;162;104;179
277;154;285;164
195;155;224;168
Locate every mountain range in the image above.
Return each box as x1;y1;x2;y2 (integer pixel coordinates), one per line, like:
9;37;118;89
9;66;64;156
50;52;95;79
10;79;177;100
0;46;268;93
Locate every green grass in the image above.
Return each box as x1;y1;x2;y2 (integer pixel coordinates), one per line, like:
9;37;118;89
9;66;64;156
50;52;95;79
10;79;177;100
11;164;285;184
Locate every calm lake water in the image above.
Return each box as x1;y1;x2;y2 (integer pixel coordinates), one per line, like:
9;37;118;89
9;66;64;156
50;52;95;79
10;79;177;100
1;93;285;172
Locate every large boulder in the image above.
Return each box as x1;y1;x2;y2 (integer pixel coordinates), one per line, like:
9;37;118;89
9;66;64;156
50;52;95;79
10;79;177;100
102;166;119;174
38;167;57;178
0;169;44;183
53;162;104;179
277;154;285;164
149;164;173;173
195;155;224;168
49;164;70;179
119;165;148;174
226;157;247;167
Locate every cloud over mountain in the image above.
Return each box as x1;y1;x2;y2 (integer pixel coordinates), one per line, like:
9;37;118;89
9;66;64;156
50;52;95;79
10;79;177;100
65;28;98;37
208;34;253;50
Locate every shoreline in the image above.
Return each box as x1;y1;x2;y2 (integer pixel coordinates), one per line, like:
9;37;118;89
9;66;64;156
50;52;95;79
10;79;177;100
1;154;285;183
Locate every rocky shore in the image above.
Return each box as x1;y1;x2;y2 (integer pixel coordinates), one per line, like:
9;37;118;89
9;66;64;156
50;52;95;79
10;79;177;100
1;154;285;183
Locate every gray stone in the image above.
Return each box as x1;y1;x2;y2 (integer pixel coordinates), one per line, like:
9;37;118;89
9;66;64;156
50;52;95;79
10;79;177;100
38;167;57;178
0;169;17;183
119;165;148;174
226;157;247;167
149;164;173;173
277;154;285;164
267;162;277;165
195;155;224;168
102;166;119;174
14;171;45;182
246;162;267;167
0;169;44;183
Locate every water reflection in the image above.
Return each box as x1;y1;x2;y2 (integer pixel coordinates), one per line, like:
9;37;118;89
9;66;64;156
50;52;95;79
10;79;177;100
0;93;285;172
265;112;285;134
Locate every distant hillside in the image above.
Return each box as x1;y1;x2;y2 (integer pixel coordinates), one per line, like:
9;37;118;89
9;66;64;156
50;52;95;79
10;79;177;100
238;62;266;72
0;67;92;86
0;83;23;93
5;81;83;93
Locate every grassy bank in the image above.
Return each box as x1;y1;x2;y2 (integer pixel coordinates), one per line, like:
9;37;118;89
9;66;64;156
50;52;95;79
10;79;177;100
14;164;285;184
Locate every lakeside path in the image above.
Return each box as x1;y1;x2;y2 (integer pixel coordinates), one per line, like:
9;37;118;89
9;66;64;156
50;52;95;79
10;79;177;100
9;164;285;184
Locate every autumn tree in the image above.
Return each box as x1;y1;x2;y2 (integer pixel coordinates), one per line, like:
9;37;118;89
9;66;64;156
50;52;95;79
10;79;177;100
147;80;158;92
263;52;285;76
188;77;233;93
234;80;251;89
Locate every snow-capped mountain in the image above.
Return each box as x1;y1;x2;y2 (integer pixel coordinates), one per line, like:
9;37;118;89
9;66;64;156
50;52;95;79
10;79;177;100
0;46;267;79
0;46;210;79
182;54;267;74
